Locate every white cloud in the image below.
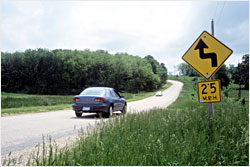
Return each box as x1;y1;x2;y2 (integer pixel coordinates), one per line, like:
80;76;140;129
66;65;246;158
1;1;248;73
223;20;249;50
61;1;192;53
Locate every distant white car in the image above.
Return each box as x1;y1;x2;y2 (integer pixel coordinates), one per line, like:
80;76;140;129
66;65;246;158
156;91;163;96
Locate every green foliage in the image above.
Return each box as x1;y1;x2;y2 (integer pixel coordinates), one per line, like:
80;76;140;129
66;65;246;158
1;49;167;94
231;54;249;89
19;76;248;166
144;55;168;85
177;63;199;76
177;60;235;89
215;64;230;89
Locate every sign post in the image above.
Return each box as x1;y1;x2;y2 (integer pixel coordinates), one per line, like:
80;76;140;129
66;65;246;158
208;19;215;119
182;19;233;120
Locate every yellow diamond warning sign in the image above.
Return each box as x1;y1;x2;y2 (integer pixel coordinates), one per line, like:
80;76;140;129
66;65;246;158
197;80;221;103
182;31;233;80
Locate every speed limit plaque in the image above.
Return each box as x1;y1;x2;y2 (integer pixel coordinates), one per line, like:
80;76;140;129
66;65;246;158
197;80;221;103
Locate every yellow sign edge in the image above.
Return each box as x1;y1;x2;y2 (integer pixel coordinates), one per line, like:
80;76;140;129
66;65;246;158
182;31;233;80
197;79;222;103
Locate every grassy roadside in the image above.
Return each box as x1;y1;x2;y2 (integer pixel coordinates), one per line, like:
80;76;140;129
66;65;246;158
14;76;248;166
1;94;73;116
1;82;172;116
1;104;71;116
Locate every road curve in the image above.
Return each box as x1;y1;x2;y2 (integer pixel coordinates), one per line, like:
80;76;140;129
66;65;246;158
128;80;183;113
1;80;183;157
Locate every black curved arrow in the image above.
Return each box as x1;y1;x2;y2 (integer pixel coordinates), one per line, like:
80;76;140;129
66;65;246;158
195;39;217;67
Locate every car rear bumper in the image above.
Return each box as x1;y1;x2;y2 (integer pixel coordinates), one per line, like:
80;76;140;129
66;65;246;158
72;103;109;113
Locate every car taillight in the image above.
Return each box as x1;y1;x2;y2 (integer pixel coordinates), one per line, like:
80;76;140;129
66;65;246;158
73;97;80;102
95;98;106;102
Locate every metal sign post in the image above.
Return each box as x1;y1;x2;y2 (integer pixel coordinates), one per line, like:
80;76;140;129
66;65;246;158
182;19;233;127
208;20;215;119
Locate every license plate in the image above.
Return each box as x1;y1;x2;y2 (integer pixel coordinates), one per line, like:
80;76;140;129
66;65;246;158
82;107;90;111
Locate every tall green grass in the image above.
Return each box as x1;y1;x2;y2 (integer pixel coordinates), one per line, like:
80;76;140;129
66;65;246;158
18;76;248;166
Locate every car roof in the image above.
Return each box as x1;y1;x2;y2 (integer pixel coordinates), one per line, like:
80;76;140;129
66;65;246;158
87;87;113;90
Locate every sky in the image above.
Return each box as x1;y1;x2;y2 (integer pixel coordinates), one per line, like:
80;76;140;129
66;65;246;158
1;1;249;74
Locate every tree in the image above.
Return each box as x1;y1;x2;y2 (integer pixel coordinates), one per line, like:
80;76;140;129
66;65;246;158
177;63;199;76
159;63;168;84
228;64;235;78
1;49;166;94
144;55;168;84
232;54;249;90
215;64;230;89
144;55;158;74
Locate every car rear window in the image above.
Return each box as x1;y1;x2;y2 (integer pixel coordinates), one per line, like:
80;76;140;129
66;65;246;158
80;88;106;96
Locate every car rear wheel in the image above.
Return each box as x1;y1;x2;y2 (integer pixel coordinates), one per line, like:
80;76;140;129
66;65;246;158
105;105;113;118
121;104;127;114
75;111;82;117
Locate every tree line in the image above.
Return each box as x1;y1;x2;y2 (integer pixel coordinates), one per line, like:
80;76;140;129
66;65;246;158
177;54;249;90
1;49;168;95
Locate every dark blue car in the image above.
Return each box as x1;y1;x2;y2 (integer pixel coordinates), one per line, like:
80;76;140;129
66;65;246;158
72;87;127;118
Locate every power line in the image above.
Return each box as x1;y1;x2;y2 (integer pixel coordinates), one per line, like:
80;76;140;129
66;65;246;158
217;1;226;25
212;2;219;20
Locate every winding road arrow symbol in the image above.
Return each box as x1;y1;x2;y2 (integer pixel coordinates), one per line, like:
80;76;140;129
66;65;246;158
195;39;218;67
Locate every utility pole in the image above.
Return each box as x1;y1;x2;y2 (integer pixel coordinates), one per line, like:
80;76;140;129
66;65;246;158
208;19;214;119
211;19;214;36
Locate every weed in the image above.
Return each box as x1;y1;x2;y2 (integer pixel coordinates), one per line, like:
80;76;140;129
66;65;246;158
21;76;248;166
3;77;248;166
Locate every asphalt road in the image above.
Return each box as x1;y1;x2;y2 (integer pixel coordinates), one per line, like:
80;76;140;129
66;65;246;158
1;80;183;156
